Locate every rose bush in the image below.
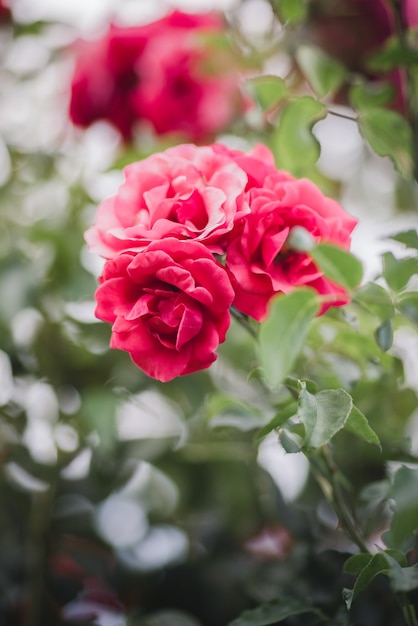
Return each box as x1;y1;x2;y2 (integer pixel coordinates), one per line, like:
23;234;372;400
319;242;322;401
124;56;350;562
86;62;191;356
69;10;247;142
85;143;249;258
94;239;235;382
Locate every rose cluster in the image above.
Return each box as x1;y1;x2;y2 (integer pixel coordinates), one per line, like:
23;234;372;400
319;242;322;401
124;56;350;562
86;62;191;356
86;144;357;382
69;10;247;142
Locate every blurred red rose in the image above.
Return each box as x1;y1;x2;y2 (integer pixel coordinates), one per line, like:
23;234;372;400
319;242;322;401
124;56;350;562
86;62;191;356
225;154;358;321
85;143;249;259
0;0;11;21
69;10;247;142
306;0;418;112
94;239;234;382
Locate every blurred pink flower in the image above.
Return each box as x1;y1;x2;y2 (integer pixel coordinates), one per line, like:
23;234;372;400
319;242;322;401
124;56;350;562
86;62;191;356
69;10;247;142
85;143;249;258
224;150;358;321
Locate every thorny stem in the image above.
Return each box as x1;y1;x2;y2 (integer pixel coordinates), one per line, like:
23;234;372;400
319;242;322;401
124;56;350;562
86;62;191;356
231;307;258;339
311;446;370;553
314;447;418;626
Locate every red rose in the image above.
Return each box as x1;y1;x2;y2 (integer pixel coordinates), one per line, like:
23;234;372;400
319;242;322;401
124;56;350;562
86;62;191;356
85;143;248;259
226;171;358;321
94;239;234;382
69;10;247;142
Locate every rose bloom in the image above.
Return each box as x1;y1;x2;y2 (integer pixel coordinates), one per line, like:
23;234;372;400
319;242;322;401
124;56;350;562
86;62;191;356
94;239;235;382
69;10;247;142
85;143;249;259
305;0;418;113
225;165;358;321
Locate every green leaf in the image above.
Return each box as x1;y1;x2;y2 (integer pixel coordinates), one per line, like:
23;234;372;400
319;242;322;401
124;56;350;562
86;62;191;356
390;229;418;250
270;96;327;176
276;0;308;24
255;402;298;441
397;292;418;327
381;552;418;593
383;466;418;551
298;385;353;448
374;320;393;352
343;550;408;609
279;427;303;453
296;45;346;98
249;75;288;111
350;80;396;110
343;553;373;576
258;289;320;389
354;282;394;321
206;393;265;432
367;37;418;71
358;108;413;178
383;252;418;292
228;597;316;625
345;405;381;449
343;553;390;609
309;243;363;291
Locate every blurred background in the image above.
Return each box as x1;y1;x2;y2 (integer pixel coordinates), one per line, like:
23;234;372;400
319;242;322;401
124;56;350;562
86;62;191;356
1;0;418;625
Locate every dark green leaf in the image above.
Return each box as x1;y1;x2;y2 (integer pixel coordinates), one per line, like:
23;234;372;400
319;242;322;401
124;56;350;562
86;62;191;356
228;597;316;625
298;384;353;448
354;282;394;321
343;553;390;609
258;289;320;389
374;320;393;352
383;252;418;292
383;466;418;551
310;243;363;291
296;45;346;98
345;405;381;449
270;96;327;176
390;229;418;249
358;108;413;178
397;292;418;327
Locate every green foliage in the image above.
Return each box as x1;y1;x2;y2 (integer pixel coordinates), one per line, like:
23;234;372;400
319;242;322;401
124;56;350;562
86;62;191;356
383;466;418;551
258;289;319;389
354;283;395;322
270;96;327;175
274;0;307;24
228;597;317;625
383;252;418;292
249;75;288;112
357;108;414;178
309;244;363;291
295;46;346;98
